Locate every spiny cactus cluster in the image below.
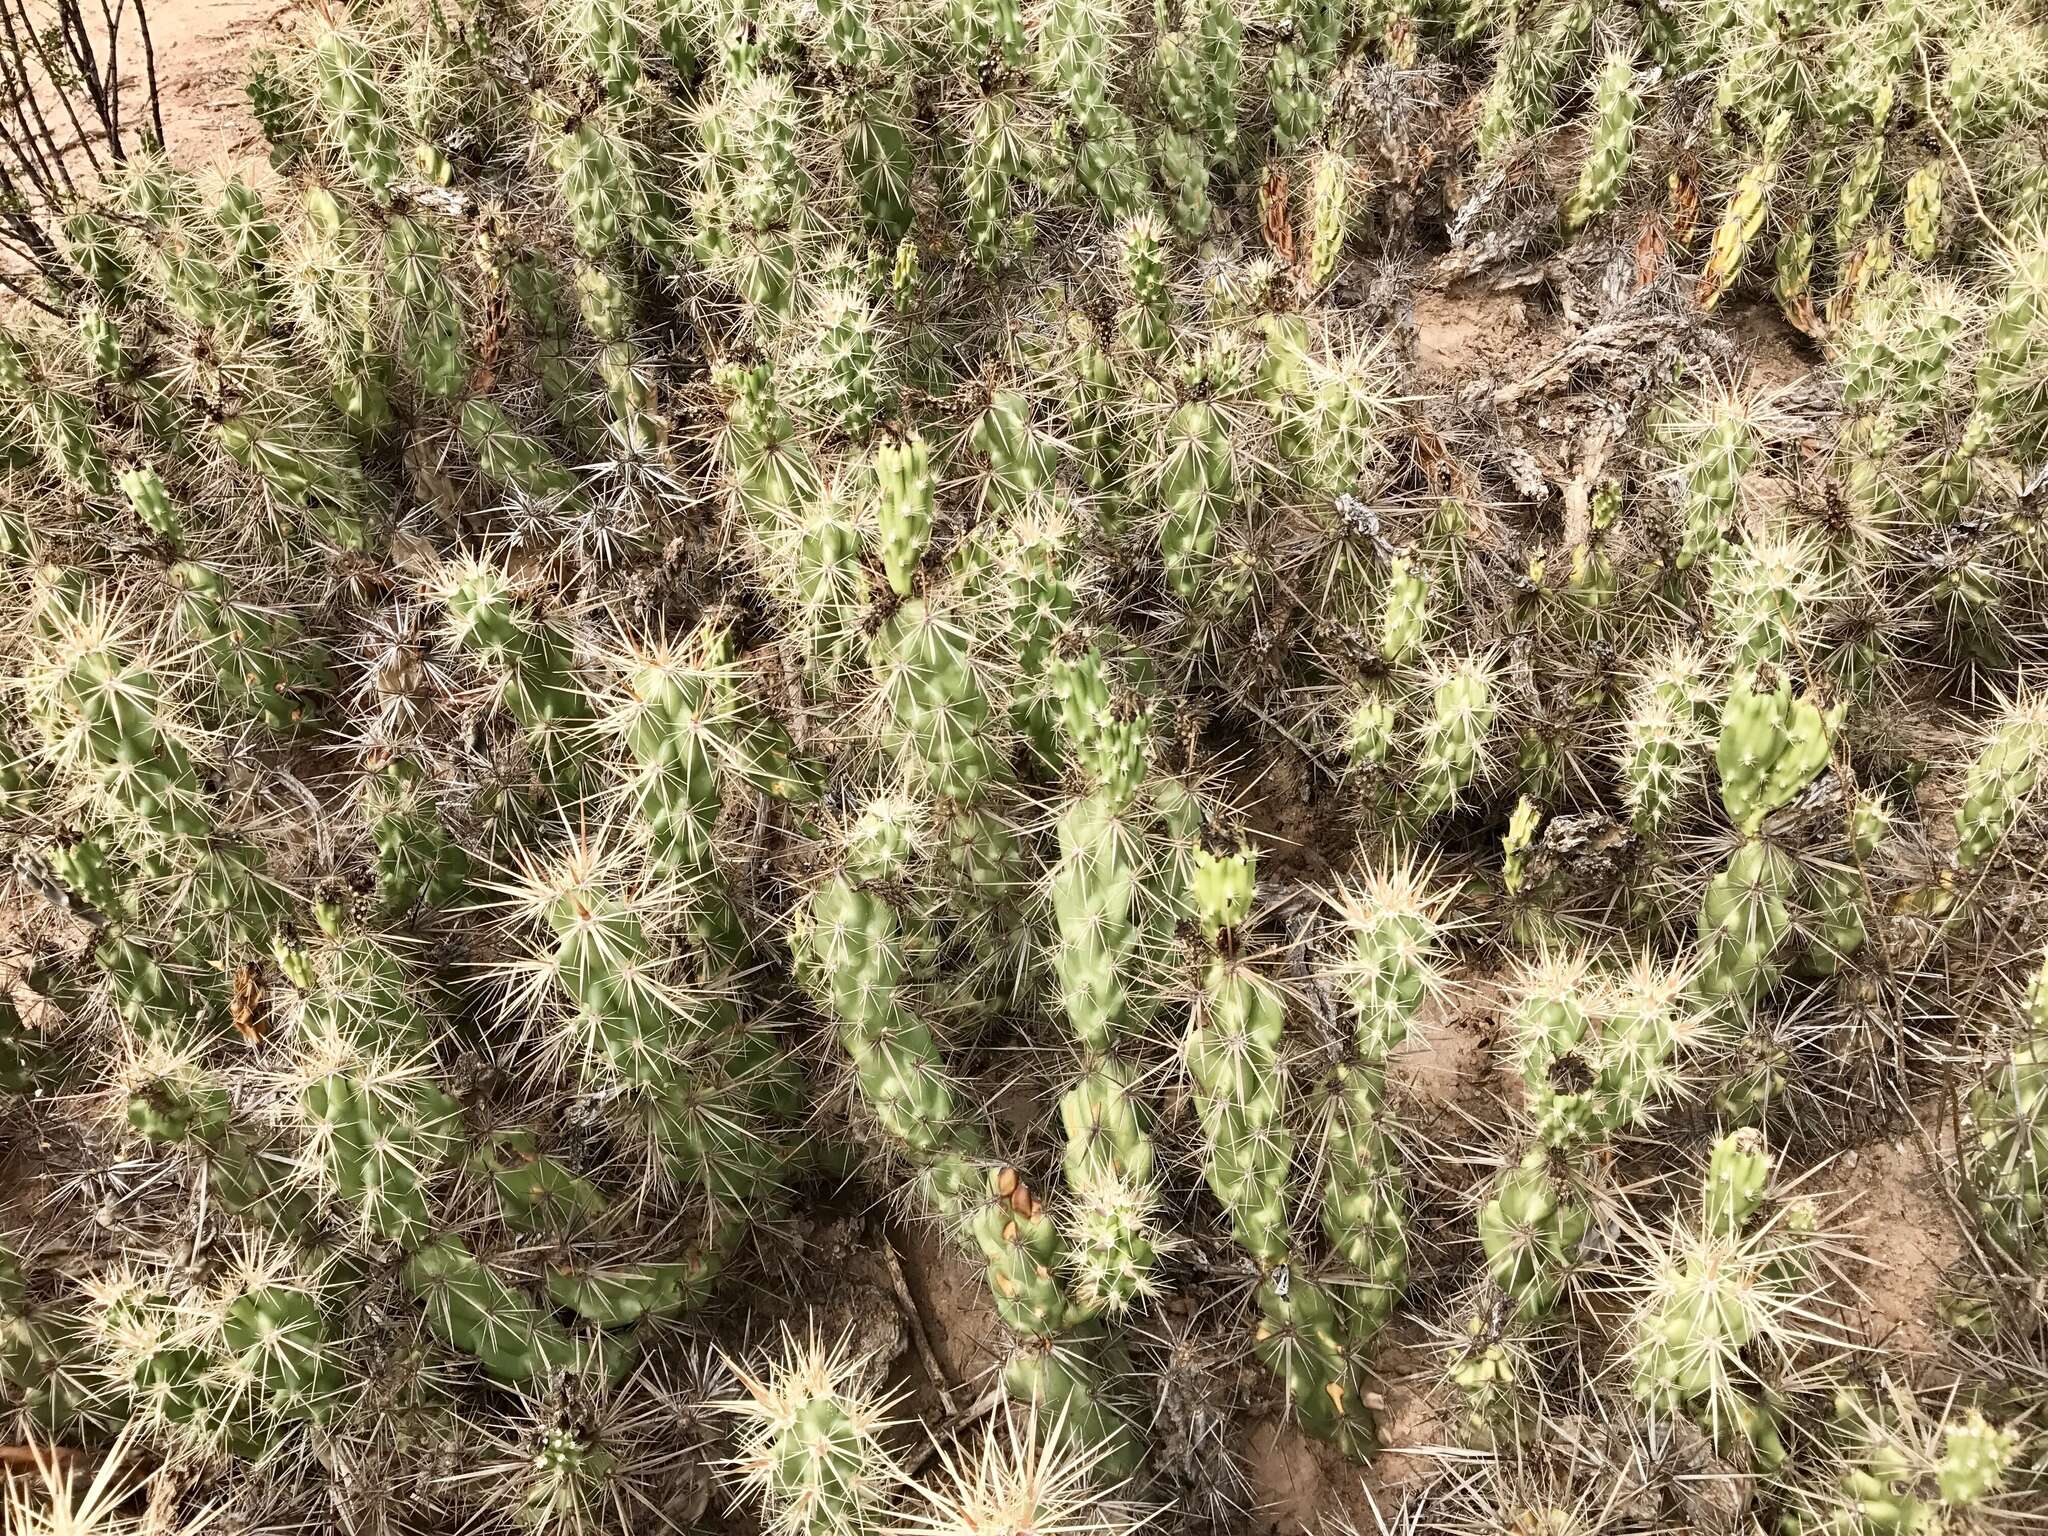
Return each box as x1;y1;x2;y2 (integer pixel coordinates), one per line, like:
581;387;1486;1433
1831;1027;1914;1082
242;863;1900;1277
2;0;2048;1529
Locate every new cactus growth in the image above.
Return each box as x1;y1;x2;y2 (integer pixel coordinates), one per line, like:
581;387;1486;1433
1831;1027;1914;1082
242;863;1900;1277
313;25;403;191
1962;950;2048;1263
1410;657;1498;820
1047;645;1175;1314
361;757;470;919
1904;161;1944;264
1187;844;1377;1454
871;600;1005;802
876;436;936;598
722;1329;899;1536
1563;58;1639;232
221;1282;350;1423
168;563;334;733
1186;848;1291;1265
1810;1395;2022;1535
1627;1130;1810;1468
1478;1151;1588;1319
1953;695;2048;873
1716;666;1837;835
525;844;796;1209
795;866;979;1201
1303;151;1350;292
25;572;290;986
442;557;594;801
608;625;813;967
1157;402;1230;599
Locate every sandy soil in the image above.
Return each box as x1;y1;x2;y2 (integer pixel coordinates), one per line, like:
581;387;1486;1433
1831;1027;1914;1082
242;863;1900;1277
1239;1331;1454;1535
138;0;287;174
1826;1114;1967;1362
1412;285;1558;386
894;1216;1012;1388
1389;982;1504;1124
1244;1416;1370;1534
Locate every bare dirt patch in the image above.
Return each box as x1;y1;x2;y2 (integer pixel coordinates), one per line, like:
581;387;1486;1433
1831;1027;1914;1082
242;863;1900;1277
1411;284;1565;386
1825;1116;1966;1361
1238;1327;1452;1533
1717;298;1820;393
1235;741;1336;886
892;1216;1008;1390
1243;1414;1375;1535
1389;980;1503;1124
1365;1332;1454;1498
145;0;287;174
